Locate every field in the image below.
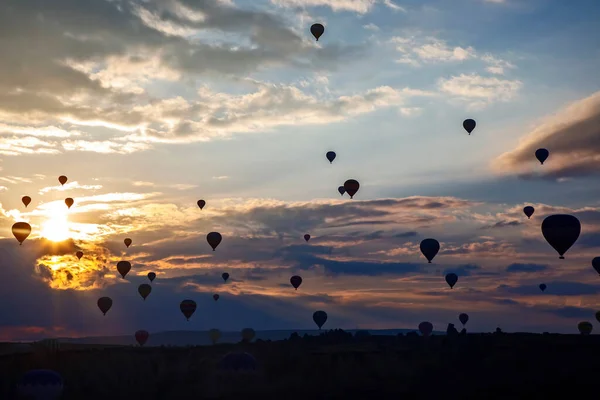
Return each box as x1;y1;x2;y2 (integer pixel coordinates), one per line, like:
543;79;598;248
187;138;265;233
1;330;599;399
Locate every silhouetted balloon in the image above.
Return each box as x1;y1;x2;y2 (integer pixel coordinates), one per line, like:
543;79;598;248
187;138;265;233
12;222;31;245
58;176;67;185
138;284;152;300
124;238;132;248
539;283;547;292
326;151;336;163
219;352;257;371
596;311;600;324
459;313;469;326
592;257;600;275
209;328;221;344
116;261;131;278
541;214;581;259
313;310;327;329
420;238;440;263
22;196;31;207
222;272;230;282
535;148;549;165
180;299;197;321
344;179;360;199
290;275;302;290
304;234;311;242
241;328;256;342
419;321;433;337
338;186;345;196
148;272;156;282
463;119;476;134
523;206;535;219
17;370;63;400
310;23;324;41
207;232;222;251
213;294;220;301
578;321;593;335
97;297;112;316
445;273;458;289
197;200;206;210
65;198;74;209
76;251;83;260
135;330;149;346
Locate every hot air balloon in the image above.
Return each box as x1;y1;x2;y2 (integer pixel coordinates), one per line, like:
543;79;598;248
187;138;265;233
578;322;593;335
541;214;581;259
64;198;74;209
138;284;152;300
97;297;113;316
344;179;360;199
326;151;336;163
197;200;206;210
76;251;83;260
304;234;311;242
180;299;197;321
463;119;476;135
313;310;327;330
523;206;535;219
22;196;31;208
419;321;433;337
147;272;156;282
116;261;131;278
222;272;230;282
592;257;600;275
290;275;302;290
58;176;67;185
535;148;549;165
445;273;458;289
209;328;221;345
124;238;132;248
459;313;469;326
539;283;547;292
213;294;220;301
135;330;149;346
17;370;63;400
420;238;440;263
595;311;600;324
310;23;324;41
219;352;257;371
338;186;345;196
12;222;31;245
207;232;222;251
241;328;256;342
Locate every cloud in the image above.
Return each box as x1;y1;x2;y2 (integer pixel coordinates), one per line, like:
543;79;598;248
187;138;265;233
499;281;600;296
268;0;405;14
437;74;523;109
506;263;548;273
493;91;600;179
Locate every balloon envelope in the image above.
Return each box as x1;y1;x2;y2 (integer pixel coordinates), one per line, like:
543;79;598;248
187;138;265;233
344;179;360;199
17;370;63;400
58;176;67;185
76;251;83;260
12;222;31;245
539;283;547;292
459;313;469;325
97;297;113;315
445;273;458;289
338;186;345;196
596;311;600;324
541;214;581;259
419;321;433;337
523;206;535;219
213;294;220;301
207;232;222;251
135;330;149;346
180;299;197;320
222;272;230;282
147;272;156;282
241;328;256;342
310;23;324;41
116;261;131;278
326;151;336;163
420;238;440;263
313;310;327;329
209;328;221;344
304;234;311;242
463;119;476;134
197;199;206;210
535;148;549;164
578;322;593;335
65;197;74;209
22;196;31;207
138;284;152;300
290;275;302;290
592;257;600;275
124;238;132;248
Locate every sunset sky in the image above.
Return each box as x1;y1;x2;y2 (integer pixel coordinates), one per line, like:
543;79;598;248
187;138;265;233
1;0;600;341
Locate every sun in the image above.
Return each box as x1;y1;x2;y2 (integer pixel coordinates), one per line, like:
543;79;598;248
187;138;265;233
41;214;72;242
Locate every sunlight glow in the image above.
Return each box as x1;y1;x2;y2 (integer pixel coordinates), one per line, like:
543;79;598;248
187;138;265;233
40;214;71;242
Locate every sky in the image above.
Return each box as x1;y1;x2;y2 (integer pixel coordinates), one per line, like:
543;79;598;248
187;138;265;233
1;0;600;341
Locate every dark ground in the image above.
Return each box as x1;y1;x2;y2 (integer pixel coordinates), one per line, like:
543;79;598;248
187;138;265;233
1;329;598;399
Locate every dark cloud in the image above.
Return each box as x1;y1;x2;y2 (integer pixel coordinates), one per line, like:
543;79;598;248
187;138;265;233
506;263;549;273
442;264;481;277
481;220;522;229
536;305;596;319
498;281;600;296
393;231;418;238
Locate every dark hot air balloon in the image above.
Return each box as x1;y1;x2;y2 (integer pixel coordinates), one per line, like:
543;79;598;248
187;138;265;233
180;299;197;321
338;186;345;196
310;23;324;41
135;330;149;346
596;311;600;324
463;119;476;135
22;196;31;207
539;283;547;292
304;234;311;242
592;257;600;275
207;232;222;251
64;198;74;209
535;148;549;165
117;261;131;278
578;322;593;335
197;200;206;210
313;310;327;329
97;297;113;316
12;222;31;245
541;214;581;259
210;329;221;344
523;206;535;219
459;313;469;326
419;321;433;337
58;176;67;185
17;370;63;400
147;272;156;282
326;151;336;163
445;273;458;289
138;284;152;300
420;238;440;263
222;272;230;282
344;179;360;199
241;328;256;342
76;251;83;260
124;238;132;248
213;294;220;301
290;275;302;290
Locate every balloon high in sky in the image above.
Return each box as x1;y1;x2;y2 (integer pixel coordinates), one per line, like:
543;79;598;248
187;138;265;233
310;23;324;41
